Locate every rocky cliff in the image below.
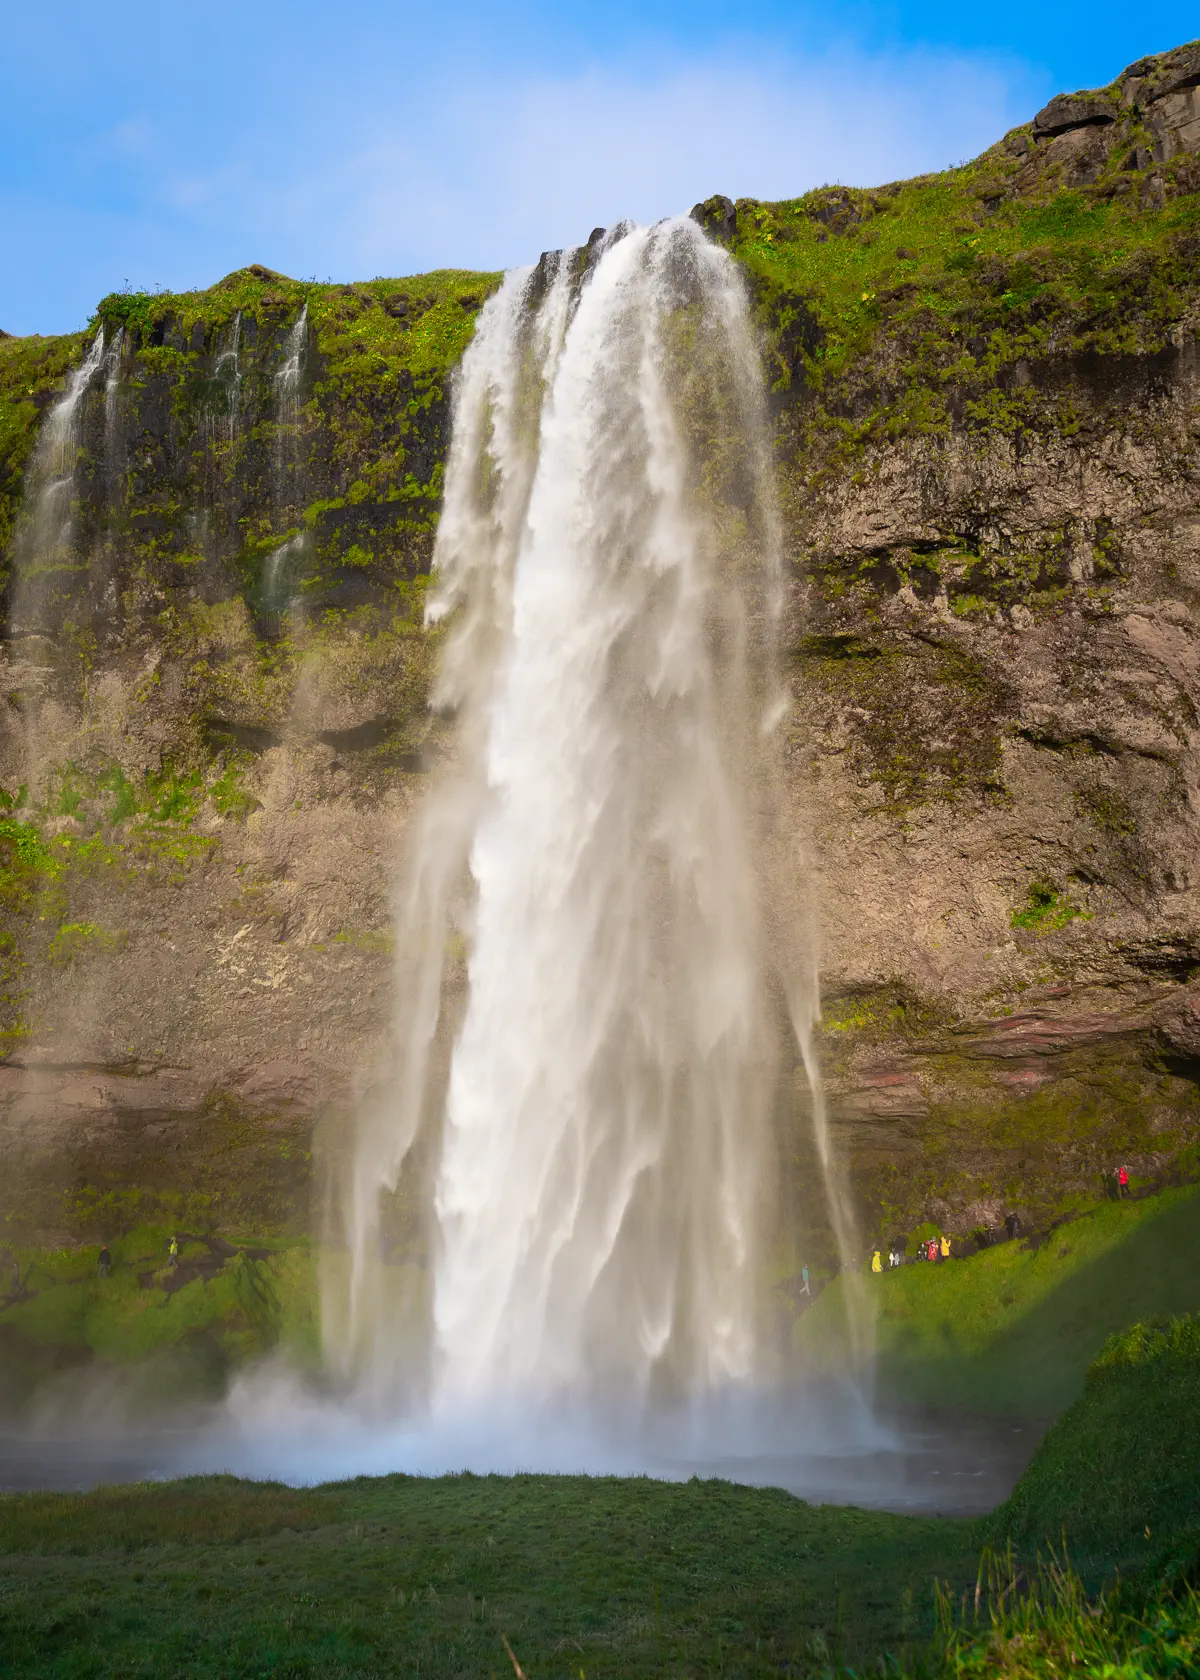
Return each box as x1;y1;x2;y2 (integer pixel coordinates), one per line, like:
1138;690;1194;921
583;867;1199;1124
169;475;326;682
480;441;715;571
3;42;1200;1261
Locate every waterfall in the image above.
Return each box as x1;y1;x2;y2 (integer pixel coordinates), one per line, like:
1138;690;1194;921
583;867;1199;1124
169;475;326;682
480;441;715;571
10;328;112;641
103;327;125;480
330;217;850;1422
261;305;309;627
273;303;307;503
215;311;242;441
10;328;106;636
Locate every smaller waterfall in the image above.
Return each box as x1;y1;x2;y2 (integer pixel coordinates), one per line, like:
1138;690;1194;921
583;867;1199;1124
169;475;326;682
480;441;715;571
10;328;108;639
259;533;306;632
262;305;309;627
274;304;307;438
214;312;242;440
101;327;126;560
103;327;125;470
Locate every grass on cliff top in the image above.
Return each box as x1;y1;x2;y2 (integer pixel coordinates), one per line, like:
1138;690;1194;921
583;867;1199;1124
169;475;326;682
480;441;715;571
797;1184;1200;1415
0;263;502;587
3;1312;1200;1678
738;158;1200;382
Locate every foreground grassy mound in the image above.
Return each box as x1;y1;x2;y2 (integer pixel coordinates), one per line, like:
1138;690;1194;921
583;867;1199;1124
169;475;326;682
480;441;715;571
797;1184;1200;1414
0;1473;978;1678
994;1314;1200;1567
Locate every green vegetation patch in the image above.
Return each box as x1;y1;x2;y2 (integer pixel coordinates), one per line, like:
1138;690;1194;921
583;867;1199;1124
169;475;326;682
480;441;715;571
0;758;242;1046
995;1313;1200;1564
0;1471;978;1678
739;152;1200;452
1;1475;341;1555
797;1185;1200;1414
922;1550;1200;1680
1010;880;1091;933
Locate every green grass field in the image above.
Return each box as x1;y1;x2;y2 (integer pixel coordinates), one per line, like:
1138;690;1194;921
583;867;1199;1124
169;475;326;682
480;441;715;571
0;1473;979;1678
797;1185;1200;1415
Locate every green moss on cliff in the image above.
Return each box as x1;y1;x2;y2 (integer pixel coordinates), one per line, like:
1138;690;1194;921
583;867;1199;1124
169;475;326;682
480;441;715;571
737;147;1200;464
1010;881;1091;932
0;264;500;627
797;632;1008;807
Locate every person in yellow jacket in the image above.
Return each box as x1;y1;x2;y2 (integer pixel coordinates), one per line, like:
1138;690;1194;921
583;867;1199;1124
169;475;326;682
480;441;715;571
940;1234;951;1259
871;1249;882;1273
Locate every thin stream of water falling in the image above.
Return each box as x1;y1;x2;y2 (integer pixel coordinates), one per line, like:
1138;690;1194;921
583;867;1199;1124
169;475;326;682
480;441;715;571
10;328;107;639
261;305;309;625
273;303;307;491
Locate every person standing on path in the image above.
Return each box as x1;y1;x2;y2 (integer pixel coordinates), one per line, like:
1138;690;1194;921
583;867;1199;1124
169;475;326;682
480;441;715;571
940;1234;951;1260
1118;1165;1131;1198
167;1235;179;1271
97;1245;111;1279
871;1250;882;1273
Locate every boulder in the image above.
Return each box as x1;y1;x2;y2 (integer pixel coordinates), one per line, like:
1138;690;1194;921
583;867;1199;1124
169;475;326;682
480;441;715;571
1033;92;1118;140
690;195;737;246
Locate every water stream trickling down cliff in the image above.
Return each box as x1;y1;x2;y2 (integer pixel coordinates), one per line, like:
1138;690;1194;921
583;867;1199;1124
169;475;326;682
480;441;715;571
321;217;865;1446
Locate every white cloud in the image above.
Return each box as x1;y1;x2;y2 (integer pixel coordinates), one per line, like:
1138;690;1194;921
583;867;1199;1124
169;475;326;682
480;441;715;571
2;39;1044;327
285;44;1039;277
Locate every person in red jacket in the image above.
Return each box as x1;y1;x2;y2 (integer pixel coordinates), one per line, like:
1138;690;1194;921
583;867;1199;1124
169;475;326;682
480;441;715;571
1118;1165;1131;1198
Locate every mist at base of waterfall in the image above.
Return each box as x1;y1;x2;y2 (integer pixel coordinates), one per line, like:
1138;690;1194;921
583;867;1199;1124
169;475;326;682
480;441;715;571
0;1369;1043;1516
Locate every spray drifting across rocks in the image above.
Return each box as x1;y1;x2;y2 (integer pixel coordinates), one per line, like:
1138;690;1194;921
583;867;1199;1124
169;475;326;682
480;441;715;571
329;218;862;1425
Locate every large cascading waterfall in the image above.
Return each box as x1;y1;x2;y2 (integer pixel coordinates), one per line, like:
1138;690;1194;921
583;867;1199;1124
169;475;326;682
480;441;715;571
328;217;855;1426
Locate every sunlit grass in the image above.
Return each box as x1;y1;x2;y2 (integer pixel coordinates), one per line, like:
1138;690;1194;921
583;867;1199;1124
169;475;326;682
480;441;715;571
796;1185;1200;1413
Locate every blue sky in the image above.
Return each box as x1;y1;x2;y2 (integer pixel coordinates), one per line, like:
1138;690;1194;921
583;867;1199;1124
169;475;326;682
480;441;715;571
4;1;1197;335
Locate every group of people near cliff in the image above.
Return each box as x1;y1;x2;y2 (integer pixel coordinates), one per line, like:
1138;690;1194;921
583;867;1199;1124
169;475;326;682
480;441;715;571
864;1167;1135;1276
871;1234;952;1271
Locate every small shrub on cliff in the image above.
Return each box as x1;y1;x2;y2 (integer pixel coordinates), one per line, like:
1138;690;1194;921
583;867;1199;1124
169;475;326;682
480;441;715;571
1010;881;1090;933
46;921;125;966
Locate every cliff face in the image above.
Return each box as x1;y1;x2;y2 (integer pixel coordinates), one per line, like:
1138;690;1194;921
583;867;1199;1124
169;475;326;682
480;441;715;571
0;266;499;1244
3;44;1200;1255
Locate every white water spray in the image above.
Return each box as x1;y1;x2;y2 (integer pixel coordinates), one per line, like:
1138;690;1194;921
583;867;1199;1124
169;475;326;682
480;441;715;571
330;219;858;1426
